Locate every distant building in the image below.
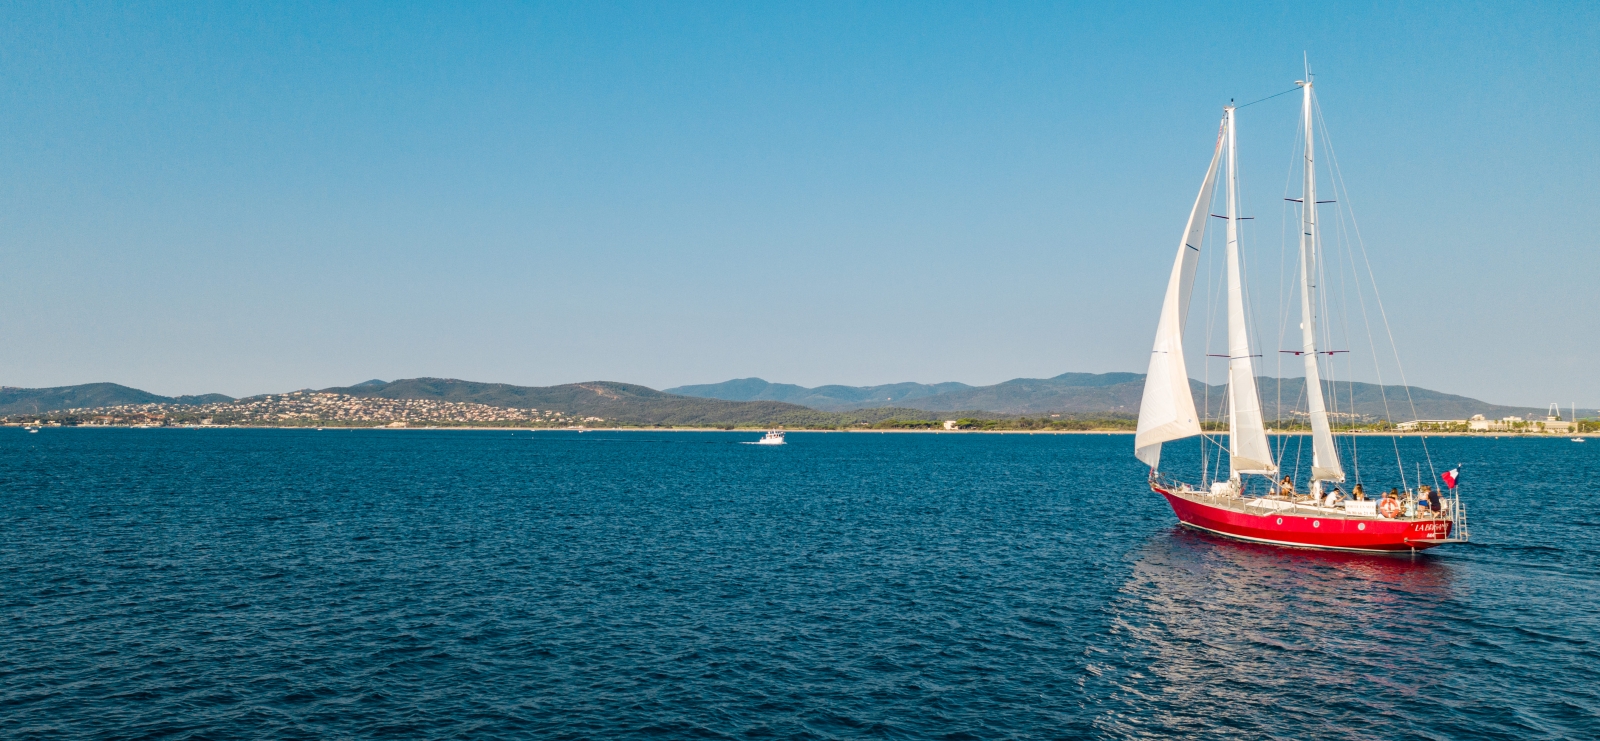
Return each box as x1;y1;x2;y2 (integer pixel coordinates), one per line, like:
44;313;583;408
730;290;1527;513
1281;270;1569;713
943;420;959;430
1396;419;1466;431
1464;413;1571;433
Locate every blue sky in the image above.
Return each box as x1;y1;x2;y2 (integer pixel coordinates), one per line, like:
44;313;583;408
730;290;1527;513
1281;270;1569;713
0;1;1594;406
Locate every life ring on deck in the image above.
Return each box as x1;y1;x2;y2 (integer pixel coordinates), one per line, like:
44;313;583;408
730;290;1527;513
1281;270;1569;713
1379;498;1401;518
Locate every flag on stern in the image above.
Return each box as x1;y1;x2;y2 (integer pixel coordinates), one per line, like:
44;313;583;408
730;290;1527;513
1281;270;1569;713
1440;465;1461;490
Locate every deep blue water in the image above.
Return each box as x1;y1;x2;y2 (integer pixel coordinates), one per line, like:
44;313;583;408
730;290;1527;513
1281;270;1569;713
1;428;1596;740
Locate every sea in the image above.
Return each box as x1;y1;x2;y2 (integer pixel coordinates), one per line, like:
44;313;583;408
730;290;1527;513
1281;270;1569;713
1;428;1595;740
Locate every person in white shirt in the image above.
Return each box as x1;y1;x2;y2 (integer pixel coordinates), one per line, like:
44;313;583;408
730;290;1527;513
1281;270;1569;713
1324;487;1345;508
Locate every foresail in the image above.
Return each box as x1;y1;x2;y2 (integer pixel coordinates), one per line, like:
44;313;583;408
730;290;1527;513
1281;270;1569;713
1296;80;1345;482
1135;121;1224;470
1306;369;1345;481
1223;107;1276;476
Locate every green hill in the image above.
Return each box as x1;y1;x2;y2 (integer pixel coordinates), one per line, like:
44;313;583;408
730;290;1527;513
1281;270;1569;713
668;372;1560;421
0;383;233;415
317;378;958;427
666;377;976;408
0;374;1574;426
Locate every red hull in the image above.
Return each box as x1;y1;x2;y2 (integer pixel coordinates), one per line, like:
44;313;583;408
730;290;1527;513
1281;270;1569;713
1153;484;1454;553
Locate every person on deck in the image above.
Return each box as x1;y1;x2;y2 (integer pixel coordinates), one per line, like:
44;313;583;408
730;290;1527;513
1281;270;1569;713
1419;485;1440;515
1380;489;1401;518
1352;483;1366;500
1324;487;1345;508
1279;476;1295;497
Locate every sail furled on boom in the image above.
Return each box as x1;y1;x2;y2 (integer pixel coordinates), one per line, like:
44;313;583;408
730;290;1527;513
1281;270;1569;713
1135;120;1225;471
1222;107;1276;476
1296;81;1345;482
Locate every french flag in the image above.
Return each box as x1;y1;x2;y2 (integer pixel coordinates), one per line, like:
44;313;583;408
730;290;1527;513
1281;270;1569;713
1440;465;1461;490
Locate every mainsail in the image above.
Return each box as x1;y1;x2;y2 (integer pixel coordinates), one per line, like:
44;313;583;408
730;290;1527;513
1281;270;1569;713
1295;80;1345;483
1135;121;1224;471
1222;106;1276;476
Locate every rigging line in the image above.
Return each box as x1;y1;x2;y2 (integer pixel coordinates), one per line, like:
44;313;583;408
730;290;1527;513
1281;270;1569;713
1277;381;1309;470
1310;147;1348;477
1339;190;1406;486
1324;172;1363;470
1275;111;1304;452
1236;86;1302;110
1313;173;1336;404
1209;424;1224;485
1279;216;1311;459
1200;179;1226;484
1198;429;1229;495
1315;187;1338;401
1199;430;1232;454
1328;185;1363;481
1208;165;1235;479
1329;152;1366;483
1209;422;1222;480
1315;100;1437;484
1312;102;1408;489
1309;172;1344;468
1293;419;1306;487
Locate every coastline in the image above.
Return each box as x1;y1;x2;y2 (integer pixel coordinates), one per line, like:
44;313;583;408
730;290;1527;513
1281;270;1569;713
16;425;1585;438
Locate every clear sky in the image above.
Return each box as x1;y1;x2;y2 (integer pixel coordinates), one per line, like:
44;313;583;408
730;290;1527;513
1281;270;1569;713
1;1;1595;406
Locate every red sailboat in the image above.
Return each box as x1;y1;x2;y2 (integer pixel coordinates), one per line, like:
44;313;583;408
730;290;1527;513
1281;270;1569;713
1135;75;1468;554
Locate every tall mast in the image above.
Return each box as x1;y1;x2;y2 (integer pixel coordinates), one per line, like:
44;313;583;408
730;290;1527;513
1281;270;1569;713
1296;78;1345;486
1223;105;1276;481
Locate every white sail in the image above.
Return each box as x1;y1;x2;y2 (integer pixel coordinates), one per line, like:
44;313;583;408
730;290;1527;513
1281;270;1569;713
1135;120;1225;470
1223;106;1276;477
1296;80;1345;483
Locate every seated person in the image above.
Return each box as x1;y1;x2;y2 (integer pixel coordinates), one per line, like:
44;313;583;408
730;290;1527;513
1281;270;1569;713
1324;487;1345;507
1279;476;1296;497
1352;483;1366;500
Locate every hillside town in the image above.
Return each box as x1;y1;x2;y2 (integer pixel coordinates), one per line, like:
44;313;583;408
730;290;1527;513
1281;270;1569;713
1;391;605;428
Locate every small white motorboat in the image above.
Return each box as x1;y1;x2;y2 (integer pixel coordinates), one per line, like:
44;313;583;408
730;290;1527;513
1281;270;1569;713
1573;437;1586;443
746;430;786;445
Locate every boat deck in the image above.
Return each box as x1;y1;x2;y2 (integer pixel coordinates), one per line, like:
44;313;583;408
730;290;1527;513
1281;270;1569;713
1162;486;1452;524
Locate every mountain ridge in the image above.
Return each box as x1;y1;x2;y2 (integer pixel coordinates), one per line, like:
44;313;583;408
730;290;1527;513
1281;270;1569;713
0;374;1579;423
0;383;233;415
668;373;1565;421
315;378;948;427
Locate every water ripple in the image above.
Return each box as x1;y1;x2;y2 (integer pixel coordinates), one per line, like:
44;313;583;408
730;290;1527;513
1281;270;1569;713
0;429;1595;739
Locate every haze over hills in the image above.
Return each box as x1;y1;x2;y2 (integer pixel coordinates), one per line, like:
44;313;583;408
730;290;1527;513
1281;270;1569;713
669;373;1568;421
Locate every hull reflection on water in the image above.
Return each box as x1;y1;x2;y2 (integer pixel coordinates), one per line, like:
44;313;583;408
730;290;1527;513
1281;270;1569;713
1089;528;1457;739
